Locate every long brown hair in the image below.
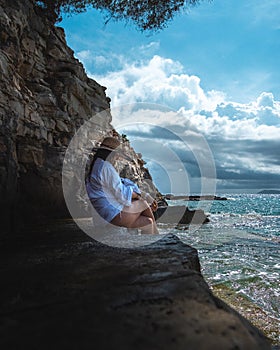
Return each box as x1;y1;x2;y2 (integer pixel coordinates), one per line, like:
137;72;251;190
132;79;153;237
86;148;112;180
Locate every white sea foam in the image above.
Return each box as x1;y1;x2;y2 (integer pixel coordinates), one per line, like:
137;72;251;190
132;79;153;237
173;194;280;319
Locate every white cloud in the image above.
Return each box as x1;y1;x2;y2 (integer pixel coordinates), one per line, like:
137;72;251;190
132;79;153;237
92;54;280;191
183;112;280;141
246;0;280;29
257;92;275;108
76;50;91;62
94;55;280;139
76;50;109;67
138;42;160;55
93;55;225;111
76;50;126;71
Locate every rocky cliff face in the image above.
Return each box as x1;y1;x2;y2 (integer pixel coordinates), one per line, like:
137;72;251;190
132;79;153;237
0;0;156;232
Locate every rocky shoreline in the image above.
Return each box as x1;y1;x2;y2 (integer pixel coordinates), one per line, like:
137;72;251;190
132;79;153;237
212;285;280;347
0;220;272;350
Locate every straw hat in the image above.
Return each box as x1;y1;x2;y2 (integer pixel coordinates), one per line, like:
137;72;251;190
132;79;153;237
99;137;121;151
92;137;132;161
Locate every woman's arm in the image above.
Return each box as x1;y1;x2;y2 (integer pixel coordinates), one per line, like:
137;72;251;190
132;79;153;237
102;162;135;206
121;178;141;195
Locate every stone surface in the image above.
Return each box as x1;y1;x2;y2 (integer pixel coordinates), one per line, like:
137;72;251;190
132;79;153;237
0;0;156;232
0;223;271;350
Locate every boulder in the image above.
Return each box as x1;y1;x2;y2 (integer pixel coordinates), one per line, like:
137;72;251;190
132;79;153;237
155;205;210;225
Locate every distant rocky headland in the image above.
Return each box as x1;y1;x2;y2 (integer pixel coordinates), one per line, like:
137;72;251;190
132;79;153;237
164;194;228;201
257;190;280;194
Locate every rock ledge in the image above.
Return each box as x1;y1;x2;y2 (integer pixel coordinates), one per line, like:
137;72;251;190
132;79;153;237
0;223;271;349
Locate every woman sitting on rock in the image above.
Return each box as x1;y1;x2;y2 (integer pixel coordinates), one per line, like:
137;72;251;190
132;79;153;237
86;137;158;234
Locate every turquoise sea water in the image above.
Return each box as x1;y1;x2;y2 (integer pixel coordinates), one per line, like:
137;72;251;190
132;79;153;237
167;194;280;321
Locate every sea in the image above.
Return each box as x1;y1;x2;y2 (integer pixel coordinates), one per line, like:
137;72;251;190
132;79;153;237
166;193;280;323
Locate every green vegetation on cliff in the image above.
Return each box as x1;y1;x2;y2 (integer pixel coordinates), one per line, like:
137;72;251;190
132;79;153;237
35;0;204;30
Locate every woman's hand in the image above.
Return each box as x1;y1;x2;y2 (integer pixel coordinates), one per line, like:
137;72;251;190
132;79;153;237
142;193;158;212
150;200;158;212
132;191;141;200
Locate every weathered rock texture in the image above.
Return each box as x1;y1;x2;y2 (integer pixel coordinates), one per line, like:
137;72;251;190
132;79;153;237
155;205;209;224
0;0;156;231
0;2;273;349
0;225;271;350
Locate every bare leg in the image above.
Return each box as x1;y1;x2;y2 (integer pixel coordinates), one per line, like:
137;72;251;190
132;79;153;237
111;199;158;234
127;199;158;234
111;211;154;234
139;205;159;234
141;202;159;234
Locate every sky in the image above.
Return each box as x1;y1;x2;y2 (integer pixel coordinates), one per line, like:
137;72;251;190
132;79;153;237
60;0;280;194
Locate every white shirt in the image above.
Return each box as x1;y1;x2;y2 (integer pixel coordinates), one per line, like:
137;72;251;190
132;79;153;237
86;158;140;223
